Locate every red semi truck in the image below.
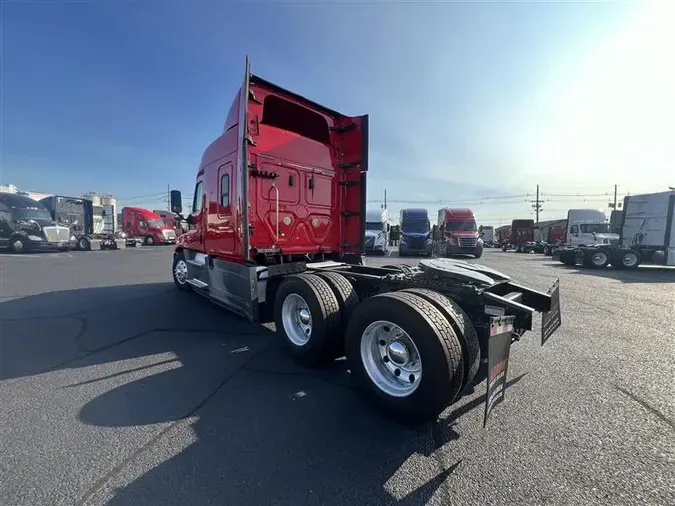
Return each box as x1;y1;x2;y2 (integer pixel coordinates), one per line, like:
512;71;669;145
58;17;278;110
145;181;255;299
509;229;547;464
501;219;535;253
121;207;177;246
168;58;562;425
433;208;483;258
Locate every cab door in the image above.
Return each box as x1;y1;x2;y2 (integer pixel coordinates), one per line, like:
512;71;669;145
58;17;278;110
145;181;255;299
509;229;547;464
181;176;206;252
206;163;235;257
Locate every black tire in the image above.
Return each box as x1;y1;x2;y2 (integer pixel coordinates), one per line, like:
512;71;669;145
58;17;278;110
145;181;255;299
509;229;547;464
10;237;26;254
314;271;359;357
474;250;482;259
274;274;342;366
585;248;610;268
544;245;552;256
400;288;480;398
611;249;640;270
345;291;464;425
145;235;154;246
560;249;576;266
501;244;508;252
172;251;192;292
78;236;91;251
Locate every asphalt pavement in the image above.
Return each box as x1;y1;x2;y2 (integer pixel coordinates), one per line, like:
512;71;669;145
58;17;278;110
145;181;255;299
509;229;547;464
0;246;673;506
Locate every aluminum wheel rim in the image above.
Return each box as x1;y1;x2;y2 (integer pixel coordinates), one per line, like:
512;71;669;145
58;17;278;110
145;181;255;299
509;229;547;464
281;293;312;346
360;320;422;397
147;237;154;245
622;252;638;267
174;259;188;285
12;239;23;252
592;252;608;266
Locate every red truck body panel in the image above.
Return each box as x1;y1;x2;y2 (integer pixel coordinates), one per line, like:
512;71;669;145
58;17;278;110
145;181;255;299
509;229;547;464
122;207;176;244
179;64;368;264
547;225;565;244
498;226;512;244
511;219;535;245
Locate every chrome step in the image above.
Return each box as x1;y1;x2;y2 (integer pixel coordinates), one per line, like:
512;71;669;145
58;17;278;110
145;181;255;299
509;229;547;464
187;278;208;289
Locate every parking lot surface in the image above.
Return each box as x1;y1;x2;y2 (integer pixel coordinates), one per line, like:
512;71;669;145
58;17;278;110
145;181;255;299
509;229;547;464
1;247;673;506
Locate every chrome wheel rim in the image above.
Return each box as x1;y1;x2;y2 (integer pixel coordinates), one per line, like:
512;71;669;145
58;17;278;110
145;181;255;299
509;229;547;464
360;320;422;397
592;252;608;266
622;252;638;267
281;293;312;346
174;259;188;285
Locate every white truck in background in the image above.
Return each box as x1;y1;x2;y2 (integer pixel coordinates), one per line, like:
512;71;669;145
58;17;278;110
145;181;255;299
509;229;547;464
557;191;675;269
564;209;619;247
364;208;390;255
479;225;494;247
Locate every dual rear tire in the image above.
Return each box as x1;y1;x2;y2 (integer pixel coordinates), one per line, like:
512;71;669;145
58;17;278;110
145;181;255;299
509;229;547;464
274;274;479;424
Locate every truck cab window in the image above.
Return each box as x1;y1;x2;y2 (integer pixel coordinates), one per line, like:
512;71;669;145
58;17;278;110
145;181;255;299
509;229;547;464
261;95;330;144
571;225;579;235
220;174;230;208
193;181;204;214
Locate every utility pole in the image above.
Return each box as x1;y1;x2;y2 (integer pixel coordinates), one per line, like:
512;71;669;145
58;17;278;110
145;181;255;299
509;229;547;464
167;184;170;211
530;184;542;226
609;184;619;210
384;189;387;210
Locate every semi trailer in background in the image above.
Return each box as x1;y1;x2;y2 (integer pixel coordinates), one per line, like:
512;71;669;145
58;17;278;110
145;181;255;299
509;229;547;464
0;192;73;253
121;207;177;246
39;195;122;250
364;208;390;255
479;225;494;247
557;190;675;269
501;219;535;253
433;208;483;258
399;208;432;256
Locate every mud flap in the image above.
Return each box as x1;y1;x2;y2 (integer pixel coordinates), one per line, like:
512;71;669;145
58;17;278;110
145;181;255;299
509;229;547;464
541;278;561;346
483;316;515;428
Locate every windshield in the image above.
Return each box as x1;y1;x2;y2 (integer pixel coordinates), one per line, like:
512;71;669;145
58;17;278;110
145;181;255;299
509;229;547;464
146;219;164;228
580;223;611;233
445;220;476;232
12;206;53;222
365;222;382;231
401;219;429;233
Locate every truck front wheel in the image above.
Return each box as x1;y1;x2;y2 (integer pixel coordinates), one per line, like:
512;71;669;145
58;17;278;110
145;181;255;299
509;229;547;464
78;236;91;251
274;274;342;366
345;291;464;425
172;251;192;292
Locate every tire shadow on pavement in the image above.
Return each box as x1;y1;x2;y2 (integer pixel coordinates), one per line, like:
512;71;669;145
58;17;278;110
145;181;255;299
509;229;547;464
1;283;468;506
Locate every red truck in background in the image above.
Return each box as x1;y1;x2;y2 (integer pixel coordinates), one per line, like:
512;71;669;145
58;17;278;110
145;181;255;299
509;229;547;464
433;208;483;258
543;225;566;256
121;207;177;246
495;226;511;248
153;209;186;237
166;57;561;426
502;219;535;253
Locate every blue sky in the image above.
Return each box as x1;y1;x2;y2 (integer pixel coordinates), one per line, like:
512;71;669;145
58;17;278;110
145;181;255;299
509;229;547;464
3;0;671;226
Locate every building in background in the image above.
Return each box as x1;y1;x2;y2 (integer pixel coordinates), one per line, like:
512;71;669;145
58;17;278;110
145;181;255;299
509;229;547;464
0;183;53;201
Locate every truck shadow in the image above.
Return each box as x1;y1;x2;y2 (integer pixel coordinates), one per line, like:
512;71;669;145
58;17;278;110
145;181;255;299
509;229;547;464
1;283;498;505
545;262;675;284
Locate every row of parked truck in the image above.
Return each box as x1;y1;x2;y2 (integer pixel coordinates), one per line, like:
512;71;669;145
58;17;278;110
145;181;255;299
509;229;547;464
0;191;182;253
494;193;675;270
364;207;485;258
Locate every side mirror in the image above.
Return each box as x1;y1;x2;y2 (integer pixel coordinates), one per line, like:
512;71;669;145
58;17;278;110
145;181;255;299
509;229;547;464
170;190;183;214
